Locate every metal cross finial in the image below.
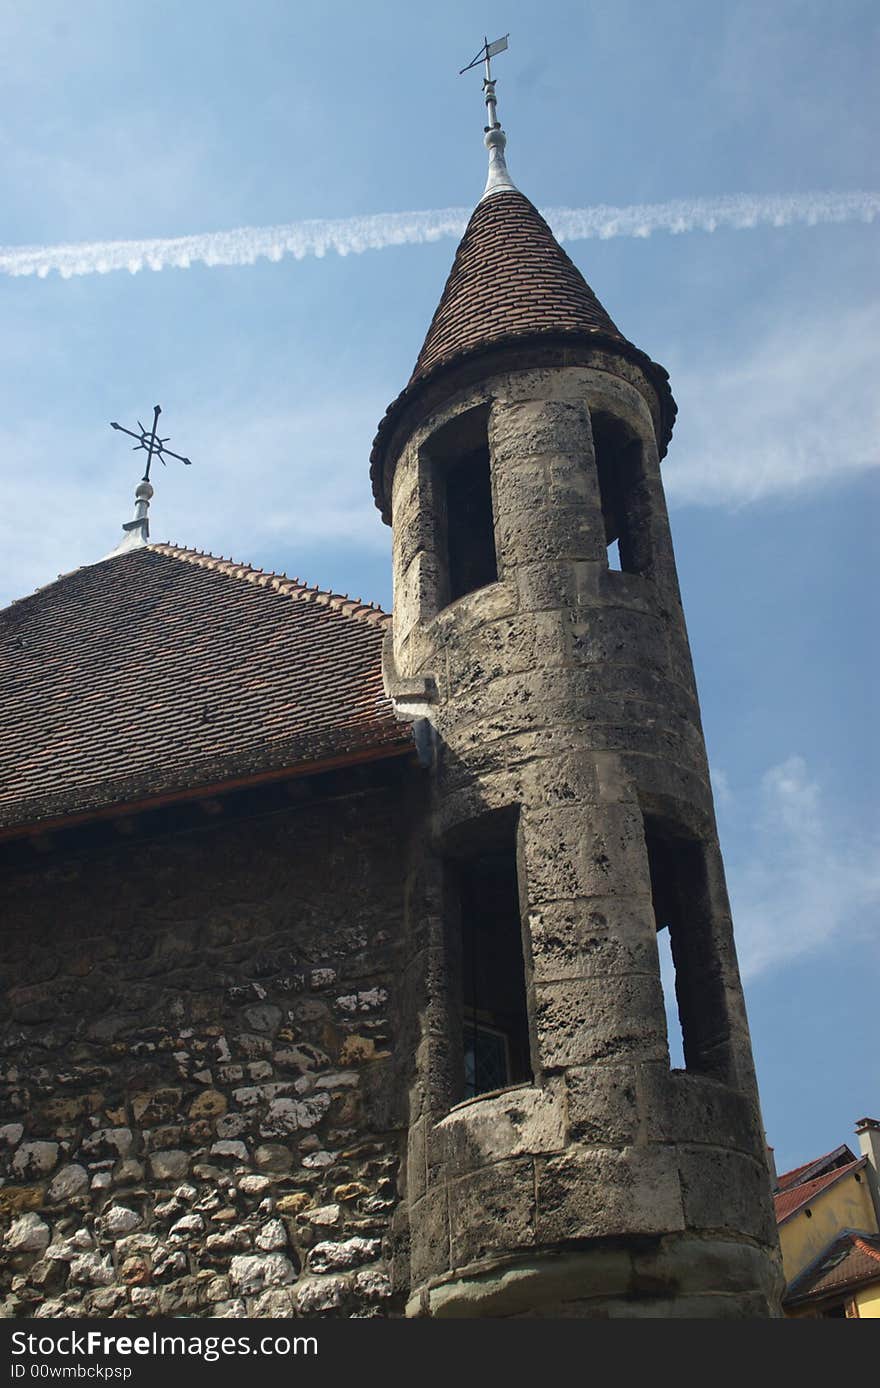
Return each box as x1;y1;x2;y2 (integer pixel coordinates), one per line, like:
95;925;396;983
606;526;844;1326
459;35;517;201
105;405;192;556
110;404;192;484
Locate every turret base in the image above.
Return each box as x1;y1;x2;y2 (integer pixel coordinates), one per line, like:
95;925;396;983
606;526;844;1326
406;1238;783;1318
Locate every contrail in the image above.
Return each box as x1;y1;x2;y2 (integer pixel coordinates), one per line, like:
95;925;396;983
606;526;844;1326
1;191;876;281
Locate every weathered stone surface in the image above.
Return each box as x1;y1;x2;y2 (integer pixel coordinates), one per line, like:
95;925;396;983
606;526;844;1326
448;1158;536;1267
68;1253;114;1287
536;1147;685;1242
252;1287;296;1317
12;1142;58;1180
188;1090;228;1120
228;1253;296;1294
100;1207;141;1238
532;975;667;1069
308;1238;382;1273
148;1150;191;1182
5;1214;50;1256
82;1128;132;1159
168;1214;205;1241
565;1065;639;1147
276;1193;312;1216
132;1090;183;1125
296;1276;348;1314
354;1267;391;1301
306;1204;341;1228
238;1175;271;1196
205;1226;252;1256
209;1140;248;1162
0;1187;44;1218
46;1165;89;1203
678;1147;777;1245
253;1144;292;1174
439;1084;566;1174
261;1092;330;1136
252;1220;285;1251
334;1182;369;1204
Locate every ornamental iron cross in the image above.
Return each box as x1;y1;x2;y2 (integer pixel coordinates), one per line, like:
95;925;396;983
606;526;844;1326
110;405;192;484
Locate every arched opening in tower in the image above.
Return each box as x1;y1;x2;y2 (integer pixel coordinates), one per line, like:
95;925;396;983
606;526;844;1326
643;813;731;1081
591;411;652;577
442;807;533;1103
422;404;498;610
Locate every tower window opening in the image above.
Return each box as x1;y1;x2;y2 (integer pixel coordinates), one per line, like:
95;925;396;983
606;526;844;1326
643;815;729;1078
656;926;685;1068
448;813;532;1102
592;412;651;576
445;446;498;602
422;404;498;612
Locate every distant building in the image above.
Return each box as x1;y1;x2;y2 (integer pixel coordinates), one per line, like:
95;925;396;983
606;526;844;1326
774;1118;880;1317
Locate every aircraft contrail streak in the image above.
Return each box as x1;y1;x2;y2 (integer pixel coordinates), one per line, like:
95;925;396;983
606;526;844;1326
1;192;876;280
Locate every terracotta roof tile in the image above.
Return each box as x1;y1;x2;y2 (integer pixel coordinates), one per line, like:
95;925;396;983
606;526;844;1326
410;191;624;380
785;1232;880;1304
776;1145;858;1192
774;1158;866;1224
0;544;411;831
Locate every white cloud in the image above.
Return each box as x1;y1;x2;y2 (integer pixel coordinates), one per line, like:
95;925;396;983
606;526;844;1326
723;756;880;980
664;301;880;505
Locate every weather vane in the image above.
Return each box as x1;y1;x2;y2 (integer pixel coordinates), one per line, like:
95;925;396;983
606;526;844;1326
460;35;516;199
460;33;509;122
106;405;192;555
110;404;192;483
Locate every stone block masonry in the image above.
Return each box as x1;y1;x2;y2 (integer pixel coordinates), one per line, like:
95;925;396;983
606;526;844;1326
0;774;410;1318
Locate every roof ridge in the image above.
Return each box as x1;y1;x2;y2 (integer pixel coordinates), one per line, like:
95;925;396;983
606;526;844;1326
775;1157;866;1224
148;543;390;629
777;1144;859;1190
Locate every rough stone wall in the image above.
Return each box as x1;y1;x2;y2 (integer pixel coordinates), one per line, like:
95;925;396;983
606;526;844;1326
386;358;783;1316
0;774;412;1319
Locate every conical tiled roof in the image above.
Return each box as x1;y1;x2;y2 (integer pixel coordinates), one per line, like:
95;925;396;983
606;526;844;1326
370;187;675;518
410;189;625;383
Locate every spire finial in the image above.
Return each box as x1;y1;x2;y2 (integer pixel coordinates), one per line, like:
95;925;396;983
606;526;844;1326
459;34;517;200
106;405;193;556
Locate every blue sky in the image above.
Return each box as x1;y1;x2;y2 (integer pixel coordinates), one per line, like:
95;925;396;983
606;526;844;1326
2;0;877;1174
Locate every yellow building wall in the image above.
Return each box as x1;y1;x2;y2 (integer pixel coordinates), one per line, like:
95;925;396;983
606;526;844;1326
855;1283;880;1318
780;1172;879;1282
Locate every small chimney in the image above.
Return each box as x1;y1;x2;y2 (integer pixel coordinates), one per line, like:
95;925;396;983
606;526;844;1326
855;1117;880;1224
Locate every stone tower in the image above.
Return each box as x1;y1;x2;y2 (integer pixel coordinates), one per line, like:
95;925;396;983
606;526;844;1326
373;73;783;1316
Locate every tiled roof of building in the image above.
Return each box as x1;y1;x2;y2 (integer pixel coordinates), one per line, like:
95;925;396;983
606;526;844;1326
409;190;624;381
370;188;676;519
0;544;410;833
785;1232;880;1306
776;1144;857;1193
774;1158;866;1224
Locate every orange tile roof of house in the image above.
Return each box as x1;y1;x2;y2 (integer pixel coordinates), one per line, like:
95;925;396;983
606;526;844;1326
776;1144;858;1193
785;1231;880;1306
0;544;411;833
774;1158;866;1224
